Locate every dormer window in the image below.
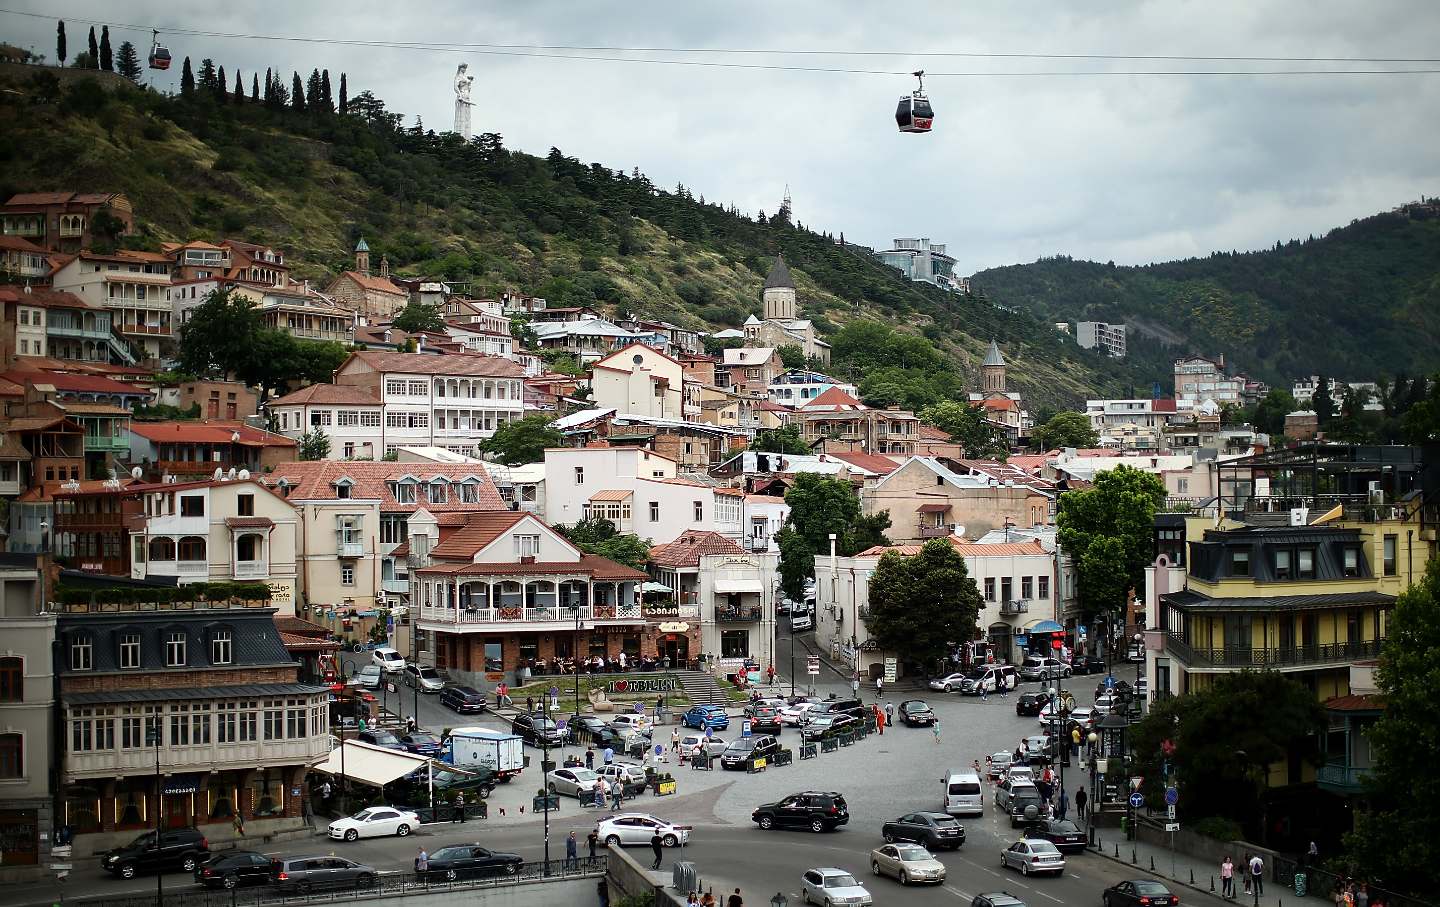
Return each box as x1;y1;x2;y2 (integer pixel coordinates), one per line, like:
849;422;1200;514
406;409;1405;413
211;629;233;666
428;481;448;504
392;482;416;505
1343;546;1361;578
1230;550;1251;577
335;478;354;500
165;630;187;667
70;635;93;671
459;482;479;504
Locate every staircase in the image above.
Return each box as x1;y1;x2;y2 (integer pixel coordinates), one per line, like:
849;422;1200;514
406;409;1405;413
675;670;729;705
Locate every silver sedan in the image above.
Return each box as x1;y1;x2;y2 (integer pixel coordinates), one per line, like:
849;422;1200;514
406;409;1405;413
870;844;946;885
1000;839;1067;877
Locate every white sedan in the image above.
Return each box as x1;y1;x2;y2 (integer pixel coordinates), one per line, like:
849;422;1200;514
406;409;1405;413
780;701;822;726
677;734;728;758
327;806;419;841
802;868;873;907
610;714;653;735
1000;839;1067;876
928;672;969;693
348;664;381;690
596;813;691;847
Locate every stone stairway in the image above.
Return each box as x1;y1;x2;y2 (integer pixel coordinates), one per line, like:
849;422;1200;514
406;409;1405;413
675;670;729;705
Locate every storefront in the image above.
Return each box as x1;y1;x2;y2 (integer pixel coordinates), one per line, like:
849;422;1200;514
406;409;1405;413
0;809;38;867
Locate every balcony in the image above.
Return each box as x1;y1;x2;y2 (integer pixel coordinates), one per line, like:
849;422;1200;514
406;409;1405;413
66;732;330;780
1239;494;1406;524
1165;634;1382;669
417;602;644;627
1316;762;1369;793
715;606;762;623
56;512;127;530
1000;599;1029;615
919;525;953;539
233;560;269;579
338;542;365;558
48;321;116;341
84;434;131;453
381;579;410;595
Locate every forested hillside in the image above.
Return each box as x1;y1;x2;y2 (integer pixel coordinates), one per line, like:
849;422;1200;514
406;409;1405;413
969;208;1440;384
0;61;1157;410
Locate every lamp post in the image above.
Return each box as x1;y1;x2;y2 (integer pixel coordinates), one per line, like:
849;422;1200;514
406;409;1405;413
541;734;551;877
1047;685;1064;818
568;601;582;718
1087;730;1100;827
147;725;162;907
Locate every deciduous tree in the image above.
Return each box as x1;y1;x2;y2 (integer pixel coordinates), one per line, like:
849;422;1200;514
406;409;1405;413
553;518;650;570
1056;464;1166;629
298;429;331;461
867;539;982;668
480;415;563;466
392;303;444;334
776;526;814;602
776;344;807;369
1030;410;1099;451
749;425;810;456
919;400;1010;461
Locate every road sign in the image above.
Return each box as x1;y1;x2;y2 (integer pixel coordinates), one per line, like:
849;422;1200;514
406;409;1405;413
549;686;560;698
1164;786;1179;806
1165;822;1180;832
1104;674;1116;689
883;657;897;683
1078;625;1087;636
807;655;820;676
742;719;752;738
1167;804;1176;820
705;727;713;738
633;701;644;714
655;744;664;756
1130;776;1144;791
556;719;568;732
1129;792;1145;809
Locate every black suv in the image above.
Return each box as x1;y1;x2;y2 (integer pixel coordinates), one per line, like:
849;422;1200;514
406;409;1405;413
720;734;781;770
510;711;567;746
195;850;275;889
102;828;210;879
745;704;783;734
812;697;866;720
441;685;487;714
752;791;850;833
1015;692;1045;717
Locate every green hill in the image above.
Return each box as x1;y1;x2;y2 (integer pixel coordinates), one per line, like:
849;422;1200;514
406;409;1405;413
0;62;1157;412
968;206;1440;385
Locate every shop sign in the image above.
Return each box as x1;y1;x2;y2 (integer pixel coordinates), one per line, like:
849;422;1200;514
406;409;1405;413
605;677;678;694
657;622;690;633
643;604;680;618
715;557;755;567
267;581;293;605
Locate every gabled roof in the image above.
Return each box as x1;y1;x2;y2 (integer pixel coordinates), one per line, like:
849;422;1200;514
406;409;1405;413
339;350;524;378
764;255;794;290
268;384;382;407
0;368;151;397
826;452;902;475
648;531;745;568
857;538;1049;557
417;554;647;581
264;461;505;511
330;270;406;296
592;342;684;373
0;236;48;254
722;347;777;367
429;511;534;559
801;386;866;411
983;340;1006;368
0;286;95;309
129;420;296;448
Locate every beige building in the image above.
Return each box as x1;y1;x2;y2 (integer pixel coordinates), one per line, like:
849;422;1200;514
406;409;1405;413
589;343;685;419
740;256;831;364
324;239;407;320
721;346;785;396
865;456;1052;543
794;387;919;457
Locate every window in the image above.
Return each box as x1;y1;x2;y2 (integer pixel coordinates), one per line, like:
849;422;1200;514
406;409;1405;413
0;656;20;701
217;702;238;743
119;633;141;669
170;705;190;746
1274;549;1293;580
983;577;995;601
1383;534;1397;576
180;496;204;518
459;482;479;504
385;380;406;396
70;708;114;752
1000;577;1012;603
380;515;407;545
693;501;704;523
1343;546;1361;578
120;710;143;748
165;631;187;667
341;564;355;586
0;733;21;779
237;494;254;517
286;700;307;738
360;411;382;427
1021;576;1033;599
393;482;416;504
211;629;232;665
514;535;540;558
70;636;93;671
263;701;284;740
1231;549;1251;577
310;410;332;427
720;629;750;658
191;704;211;744
337;411;360;427
1297;548;1315;579
336;481;351;499
427;481;448;504
649;501;660;522
573;466;585;484
1038;576;1050;599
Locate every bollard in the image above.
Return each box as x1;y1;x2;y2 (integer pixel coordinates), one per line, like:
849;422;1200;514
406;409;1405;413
1150;856;1155;871
1132;847;1138;864
1114;843;1120;858
1191;869;1196;885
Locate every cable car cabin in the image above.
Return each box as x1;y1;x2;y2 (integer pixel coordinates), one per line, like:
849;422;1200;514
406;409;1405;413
896;93;934;133
148;43;172;70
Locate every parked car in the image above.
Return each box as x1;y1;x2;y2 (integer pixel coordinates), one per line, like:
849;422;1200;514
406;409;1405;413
424;766;496;802
1071;655;1107;675
897;700;936;726
780;700;822;726
720;734;781;770
870;843;945;885
610;713;654;736
595;763;648;787
799;714;860;743
349;664;382;690
677;733;728;759
102;828;209;879
752;791;850;832
1093;694;1122;715
399;732;443;756
986;752;1015;780
928;671;969;693
971;894;1028;907
327;806;419;841
423;844;523;880
1019;656;1071;682
194;850;273;889
1022;735;1054;765
880;811;965;850
440;685;487;714
546;767;602;798
356;728;407;751
801;867;872;906
596;813;692;847
1014;692;1046;717
960;665;1018;695
1000;839;1066;876
1103;879;1179;907
402;663;445;692
571;715;612;738
511;712;567;746
271;855;376;893
371;645;406;674
1067;706;1097;729
810;698;867;720
790;611;814;632
590;725;638;751
682;704;731;730
746;704;784;734
993;778;1037;810
1021;818;1087;854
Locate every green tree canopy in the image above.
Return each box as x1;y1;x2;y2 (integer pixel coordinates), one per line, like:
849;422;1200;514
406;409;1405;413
776;526;814;602
919;400;1010;460
510;316;539;350
1250;387;1298;437
1342;556;1440;895
784;472;861;554
1056;464;1166;624
114;41;140;82
481;415;563;466
553;518;650;570
392;302;444;334
866;539;982;668
298;429;330;461
176;288;347;396
749;424;811;455
1030;410;1099;451
776;344;807;369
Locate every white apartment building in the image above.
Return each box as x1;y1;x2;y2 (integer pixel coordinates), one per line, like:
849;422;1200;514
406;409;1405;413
767;369;859;409
542;446;741;544
268;385;385;460
743;493;789;553
1292;376;1385;412
49;251;175;359
1173;356;1244;406
530;318;638;364
589;343;685;420
1086;398;1181;448
1076;321;1128;358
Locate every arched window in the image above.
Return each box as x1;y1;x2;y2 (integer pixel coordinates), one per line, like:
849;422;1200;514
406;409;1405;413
148;537;176;561
178;536;206;562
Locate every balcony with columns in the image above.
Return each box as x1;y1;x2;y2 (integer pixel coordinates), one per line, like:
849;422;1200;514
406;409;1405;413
415;576;644;632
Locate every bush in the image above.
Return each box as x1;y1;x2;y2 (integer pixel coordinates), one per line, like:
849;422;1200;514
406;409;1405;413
1190;816;1244;842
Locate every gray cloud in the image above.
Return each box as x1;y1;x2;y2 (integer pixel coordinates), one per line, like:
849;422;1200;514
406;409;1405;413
7;0;1439;273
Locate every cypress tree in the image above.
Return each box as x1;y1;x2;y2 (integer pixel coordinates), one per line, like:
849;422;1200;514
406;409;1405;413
215;65;227;103
87;26;97;66
305;68;321;110
251;73;259;102
99;25;112;71
291;72;305;111
338;73;348;114
180;56;195;95
321;69;333;112
56;20;66;65
234;70;244;102
263;67;274;105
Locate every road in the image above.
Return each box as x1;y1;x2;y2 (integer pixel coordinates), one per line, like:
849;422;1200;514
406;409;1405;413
18;631;1199;907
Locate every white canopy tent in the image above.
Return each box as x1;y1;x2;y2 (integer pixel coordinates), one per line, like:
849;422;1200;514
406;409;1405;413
312;740;430;788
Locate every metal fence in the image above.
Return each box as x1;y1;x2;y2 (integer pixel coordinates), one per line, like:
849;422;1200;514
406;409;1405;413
41;858;609;907
1271;856;1435;907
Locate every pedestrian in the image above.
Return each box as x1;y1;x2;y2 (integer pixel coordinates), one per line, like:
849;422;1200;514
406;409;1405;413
454;792;466;822
1074;786;1088;823
566;831;579;869
232;811;245;837
1057;788;1069;821
885;701;894;725
1356;883;1369;907
851;675;859;697
981;681;988;702
702;893;717;907
767;665;776;685
612;779;624;810
1221;856;1235;899
650;830;664;869
1249;853;1264;896
587;828;599;862
603;745;615;765
727;888;744;907
1071;726;1082;758
585;746;595;769
875;675;884;697
527;695;535;714
301;794;314;828
1243;854;1253;896
875;705;885;736
688;892;701;907
671;727;680;751
415;847;429;878
320;779;332;803
931;718;942;744
595;776;609;809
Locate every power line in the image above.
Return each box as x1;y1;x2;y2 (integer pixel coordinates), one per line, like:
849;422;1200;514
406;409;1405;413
6;7;1440;76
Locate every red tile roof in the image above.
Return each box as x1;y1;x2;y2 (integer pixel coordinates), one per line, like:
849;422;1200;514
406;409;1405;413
918;424;952;441
0;236;48;254
128;420;296;447
340;350;525;378
417;555;647;581
429;511;532;559
1151;398;1179;413
827;452;903;475
648;531;745;568
857;538;1049;558
980;397;1017;411
802;386;866;411
262;461;506;512
332;270;408;296
1;368;151;397
268;384;382;406
1323;694;1384;712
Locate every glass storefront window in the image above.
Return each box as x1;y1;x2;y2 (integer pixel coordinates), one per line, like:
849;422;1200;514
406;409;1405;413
588;635;608;657
206;779;236;821
720;630;749;658
250;771;284;818
114;779;148;828
484;641;503;672
64;783;103;834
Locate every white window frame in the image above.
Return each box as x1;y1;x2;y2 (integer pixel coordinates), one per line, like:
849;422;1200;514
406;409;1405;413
211;629;232;666
165;631;187;667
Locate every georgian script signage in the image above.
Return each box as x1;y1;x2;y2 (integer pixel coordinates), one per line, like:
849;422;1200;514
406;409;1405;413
605;677;678;694
643;604;681;618
716;557;756;567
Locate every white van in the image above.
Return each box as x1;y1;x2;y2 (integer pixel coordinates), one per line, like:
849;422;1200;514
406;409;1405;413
959;664;1017;695
944;770;984;817
790;610;814;632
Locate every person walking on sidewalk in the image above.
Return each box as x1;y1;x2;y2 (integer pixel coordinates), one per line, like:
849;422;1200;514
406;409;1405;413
1221;856;1235;899
565;831;579;870
885;701;894;726
1074;786;1088;823
931;718;942;744
1248;853;1264;896
727;888;744;907
587;828;599;863
415;847;429;879
650;830;664;870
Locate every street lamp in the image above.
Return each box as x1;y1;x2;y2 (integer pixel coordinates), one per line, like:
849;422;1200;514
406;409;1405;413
1087;731;1100;826
1047;685;1065;818
541;734;552;877
147;725;162;907
567;600;582;718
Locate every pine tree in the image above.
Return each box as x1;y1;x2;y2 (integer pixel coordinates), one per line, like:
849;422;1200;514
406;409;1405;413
180;56;195;95
305;68;321;110
99;25;112;71
87;26;97;66
263;67;274;106
320;69;333;112
198;58;217;90
251;73;259;102
215;65;227;103
56;20;66;65
234;70;244;102
115;41;141;82
338;73;347;114
291;72;305;111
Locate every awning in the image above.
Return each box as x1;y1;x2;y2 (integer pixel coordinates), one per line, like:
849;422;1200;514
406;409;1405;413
916;502;952;512
311;741;431;787
641;581;673;594
714;579;764;594
589;489;634;502
164;773;205;795
1023;619;1065;633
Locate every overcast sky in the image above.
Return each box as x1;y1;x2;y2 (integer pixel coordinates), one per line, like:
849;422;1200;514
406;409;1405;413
7;1;1440;273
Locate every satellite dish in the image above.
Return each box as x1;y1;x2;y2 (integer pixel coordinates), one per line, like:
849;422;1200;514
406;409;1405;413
231;431;241;443
131;467;143;480
213;468;224;480
278;477;289;489
238;469;250;480
227;467;238;480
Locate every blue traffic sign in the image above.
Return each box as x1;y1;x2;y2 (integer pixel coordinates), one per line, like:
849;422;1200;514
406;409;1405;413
1078;625;1087;636
1164;786;1179;806
633;701;644;714
741;719;752;738
556;719;568;732
654;744;664;756
705;727;713;738
1129;792;1145;809
1104;675;1117;689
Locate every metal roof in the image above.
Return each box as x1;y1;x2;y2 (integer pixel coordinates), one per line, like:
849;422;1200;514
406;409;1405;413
764;255;794;290
1160;589;1396;612
65;683;329;705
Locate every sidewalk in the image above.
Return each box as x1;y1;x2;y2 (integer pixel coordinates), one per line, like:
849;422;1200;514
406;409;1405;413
1086;827;1330;907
